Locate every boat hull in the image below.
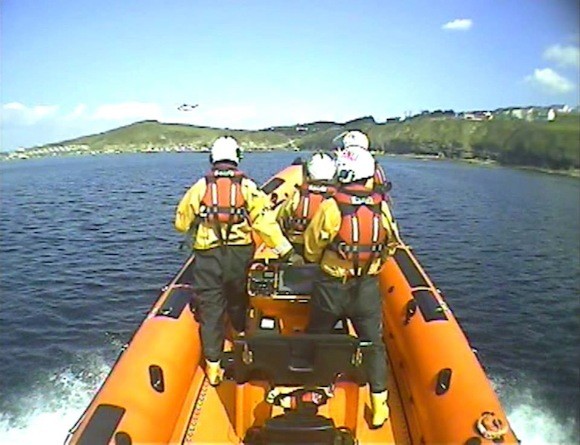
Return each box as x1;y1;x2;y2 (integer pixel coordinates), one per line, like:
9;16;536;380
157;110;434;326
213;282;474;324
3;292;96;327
66;161;518;444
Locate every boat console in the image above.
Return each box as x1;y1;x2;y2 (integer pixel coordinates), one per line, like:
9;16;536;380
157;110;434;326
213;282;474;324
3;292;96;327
247;261;321;299
231;261;363;444
246;261;347;335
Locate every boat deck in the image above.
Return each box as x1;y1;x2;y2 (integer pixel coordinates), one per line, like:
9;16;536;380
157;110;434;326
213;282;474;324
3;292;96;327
180;359;411;444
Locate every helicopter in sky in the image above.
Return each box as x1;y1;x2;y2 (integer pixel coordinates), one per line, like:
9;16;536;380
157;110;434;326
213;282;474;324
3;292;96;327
177;103;199;111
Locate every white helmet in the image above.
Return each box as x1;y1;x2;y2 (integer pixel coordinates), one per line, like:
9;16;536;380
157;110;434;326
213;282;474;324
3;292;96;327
336;147;375;183
210;136;241;164
343;130;370;150
307;153;336;182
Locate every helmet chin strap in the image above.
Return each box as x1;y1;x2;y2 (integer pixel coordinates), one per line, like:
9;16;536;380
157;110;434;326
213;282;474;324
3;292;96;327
337;170;355;183
332;131;348;150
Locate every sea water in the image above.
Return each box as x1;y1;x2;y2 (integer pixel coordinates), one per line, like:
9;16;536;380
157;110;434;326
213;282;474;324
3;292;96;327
1;153;578;444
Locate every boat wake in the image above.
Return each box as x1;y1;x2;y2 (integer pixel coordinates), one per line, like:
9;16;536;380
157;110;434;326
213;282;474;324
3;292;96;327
0;355;111;445
508;403;577;444
494;376;578;444
0;363;576;445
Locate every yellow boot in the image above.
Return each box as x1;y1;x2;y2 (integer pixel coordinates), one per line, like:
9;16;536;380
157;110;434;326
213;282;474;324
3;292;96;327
370;390;389;428
205;360;224;386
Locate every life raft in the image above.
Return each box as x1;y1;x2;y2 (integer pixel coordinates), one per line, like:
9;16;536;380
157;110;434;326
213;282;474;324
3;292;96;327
65;162;518;444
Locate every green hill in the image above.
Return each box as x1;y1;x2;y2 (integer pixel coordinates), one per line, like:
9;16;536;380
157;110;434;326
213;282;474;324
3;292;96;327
51;120;293;151
31;114;580;172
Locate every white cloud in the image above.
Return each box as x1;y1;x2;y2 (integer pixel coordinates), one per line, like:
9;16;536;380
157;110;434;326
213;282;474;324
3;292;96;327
0;100;379;151
64;104;88;121
0;102;153;149
525;68;575;94
1;102;60;126
442;19;473;31
3;102;26;111
92;102;162;121
543;44;580;68
2;100;368;132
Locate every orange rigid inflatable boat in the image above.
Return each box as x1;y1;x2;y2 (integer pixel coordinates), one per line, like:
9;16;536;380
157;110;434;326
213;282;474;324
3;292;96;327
65;163;519;445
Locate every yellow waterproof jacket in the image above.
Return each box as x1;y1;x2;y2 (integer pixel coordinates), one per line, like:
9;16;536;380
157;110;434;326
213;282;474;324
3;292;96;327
276;183;335;246
303;182;400;279
175;174;293;255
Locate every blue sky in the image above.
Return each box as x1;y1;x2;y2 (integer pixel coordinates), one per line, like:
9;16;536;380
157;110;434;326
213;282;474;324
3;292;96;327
1;0;579;151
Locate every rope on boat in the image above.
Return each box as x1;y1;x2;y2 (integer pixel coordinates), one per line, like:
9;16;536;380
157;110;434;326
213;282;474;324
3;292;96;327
184;378;210;443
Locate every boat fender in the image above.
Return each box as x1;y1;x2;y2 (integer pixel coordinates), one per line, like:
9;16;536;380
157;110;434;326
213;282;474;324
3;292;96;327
475;411;509;440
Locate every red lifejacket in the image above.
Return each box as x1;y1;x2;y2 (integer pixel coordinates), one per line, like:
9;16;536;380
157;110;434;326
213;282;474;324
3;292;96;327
284;182;335;236
329;184;388;274
201;165;248;228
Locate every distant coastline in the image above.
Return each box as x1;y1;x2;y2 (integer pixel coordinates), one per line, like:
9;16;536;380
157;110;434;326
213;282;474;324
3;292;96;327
4;148;579;179
380;153;580;178
2;112;579;177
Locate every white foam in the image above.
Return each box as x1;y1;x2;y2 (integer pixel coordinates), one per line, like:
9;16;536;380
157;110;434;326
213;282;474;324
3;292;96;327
0;357;111;445
1;362;576;445
493;376;578;444
508;404;577;445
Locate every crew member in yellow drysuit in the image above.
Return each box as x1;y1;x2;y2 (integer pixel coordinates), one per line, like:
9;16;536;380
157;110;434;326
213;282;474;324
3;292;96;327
175;136;300;385
277;152;337;256
303;146;400;428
